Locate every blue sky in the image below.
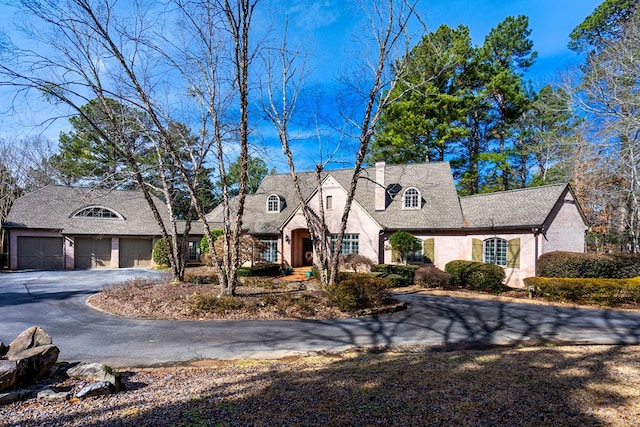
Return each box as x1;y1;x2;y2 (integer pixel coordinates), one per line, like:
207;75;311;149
0;0;602;171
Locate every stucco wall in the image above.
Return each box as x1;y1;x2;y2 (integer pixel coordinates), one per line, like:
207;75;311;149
542;192;586;254
282;175;381;266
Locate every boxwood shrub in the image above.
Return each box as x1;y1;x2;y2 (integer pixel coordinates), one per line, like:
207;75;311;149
537;251;640;279
326;275;392;312
237;263;280;277
413;266;452;289
444;260;505;292
524;276;640;306
372;264;420;287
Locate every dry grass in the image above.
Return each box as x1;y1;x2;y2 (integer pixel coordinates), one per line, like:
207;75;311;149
2;345;639;426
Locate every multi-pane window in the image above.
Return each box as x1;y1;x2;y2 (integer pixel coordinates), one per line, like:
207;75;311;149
267;194;280;212
403;188;420;209
325;195;333;210
262;239;278;263
187;241;199;262
331;234;359;255
484;238;507;266
73;206;122;219
406;240;423;263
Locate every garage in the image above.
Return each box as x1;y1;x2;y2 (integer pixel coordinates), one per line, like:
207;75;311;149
119;238;153;268
17;236;64;270
74;237;112;269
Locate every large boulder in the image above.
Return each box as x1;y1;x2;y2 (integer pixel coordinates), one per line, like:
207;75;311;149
0;360;17;392
7;345;60;387
6;326;52;359
75;381;115;399
67;363;125;392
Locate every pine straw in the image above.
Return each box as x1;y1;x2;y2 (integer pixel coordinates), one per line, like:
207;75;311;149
2;345;639;426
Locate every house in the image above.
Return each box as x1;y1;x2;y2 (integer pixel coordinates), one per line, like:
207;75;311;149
206;161;587;287
4;161;587;287
2;186;202;270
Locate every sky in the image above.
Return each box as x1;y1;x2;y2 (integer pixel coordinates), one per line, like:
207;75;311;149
0;0;603;172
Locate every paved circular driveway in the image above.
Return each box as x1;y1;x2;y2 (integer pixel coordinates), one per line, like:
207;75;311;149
1;270;640;367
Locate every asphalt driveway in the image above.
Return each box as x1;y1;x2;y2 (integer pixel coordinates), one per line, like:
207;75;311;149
1;269;640;367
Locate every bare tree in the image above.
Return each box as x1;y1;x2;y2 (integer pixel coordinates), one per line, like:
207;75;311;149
264;0;420;285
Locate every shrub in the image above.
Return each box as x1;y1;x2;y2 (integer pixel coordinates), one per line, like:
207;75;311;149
152;238;171;266
326;275;392;312
414;266;452;289
184;272;219;285
524;276;640;306
200;229;224;254
444;260;505;293
0;253;6;269
236;263;280;277
537;251;616;278
372;264;420;287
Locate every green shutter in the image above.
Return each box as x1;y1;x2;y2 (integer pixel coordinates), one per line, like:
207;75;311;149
507;238;521;268
472;238;483;262
391;249;400;263
423;238;435;263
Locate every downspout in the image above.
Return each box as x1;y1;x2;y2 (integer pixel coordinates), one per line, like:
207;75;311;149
533;227;541;276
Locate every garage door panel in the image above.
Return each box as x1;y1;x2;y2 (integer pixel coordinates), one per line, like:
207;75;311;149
119;238;152;268
75;238;112;269
17;237;64;270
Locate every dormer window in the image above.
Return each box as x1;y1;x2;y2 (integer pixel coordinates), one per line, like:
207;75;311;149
72;206;124;219
267;194;280;213
403;188;420;209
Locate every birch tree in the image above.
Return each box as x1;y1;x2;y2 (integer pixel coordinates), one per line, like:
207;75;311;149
264;0;420;286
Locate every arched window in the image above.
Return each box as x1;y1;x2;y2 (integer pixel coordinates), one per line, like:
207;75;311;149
266;194;280;213
72;206;123;219
484;238;507;266
403;187;420;209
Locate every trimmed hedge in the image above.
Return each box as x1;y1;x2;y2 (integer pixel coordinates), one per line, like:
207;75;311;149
413;266;452;289
444;260;505;293
326;275;392;312
237;263;281;277
537;251;640;279
524;276;640;306
372;264;420;287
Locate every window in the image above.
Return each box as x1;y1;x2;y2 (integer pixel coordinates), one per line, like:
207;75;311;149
325;195;333;210
484;238;507;267
403;188;420;209
406;239;423;263
262;239;278;263
72;206;123;219
187;241;199;262
267;194;280;213
331;234;359;255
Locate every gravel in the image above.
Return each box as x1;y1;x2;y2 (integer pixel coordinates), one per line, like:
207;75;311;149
2;345;639;426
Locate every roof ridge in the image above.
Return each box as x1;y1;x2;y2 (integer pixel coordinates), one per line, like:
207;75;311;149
460;183;567;199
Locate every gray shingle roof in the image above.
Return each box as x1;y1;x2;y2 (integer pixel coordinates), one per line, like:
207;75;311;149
460;184;570;229
206;162;466;232
4;185;169;235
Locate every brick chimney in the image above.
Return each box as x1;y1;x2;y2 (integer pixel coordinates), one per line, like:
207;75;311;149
375;161;386;211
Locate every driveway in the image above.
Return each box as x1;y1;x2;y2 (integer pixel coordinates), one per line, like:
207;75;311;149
1;270;640;367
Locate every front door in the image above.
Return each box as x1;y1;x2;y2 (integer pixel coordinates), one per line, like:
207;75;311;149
302;238;313;266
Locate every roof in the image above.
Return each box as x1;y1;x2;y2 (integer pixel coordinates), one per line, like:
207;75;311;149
206;162;466;232
4;185;170;235
460;184;571;229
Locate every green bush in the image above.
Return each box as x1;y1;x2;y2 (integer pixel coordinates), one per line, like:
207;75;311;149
372;264;420;287
414;266;452;289
326;275;392;312
0;253;6;269
152;238;172;266
200;229;224;254
537;251;640;279
444;260;505;292
236;263;280;277
524;276;640;306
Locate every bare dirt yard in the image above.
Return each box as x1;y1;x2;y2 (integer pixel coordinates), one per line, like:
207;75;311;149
2;345;639;426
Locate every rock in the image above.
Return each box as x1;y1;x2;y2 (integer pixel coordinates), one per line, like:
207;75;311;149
0;341;7;357
67;362;125;392
0;360;18;392
0;390;31;406
37;388;70;402
6;326;52;359
75;381;114;399
7;345;60;387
